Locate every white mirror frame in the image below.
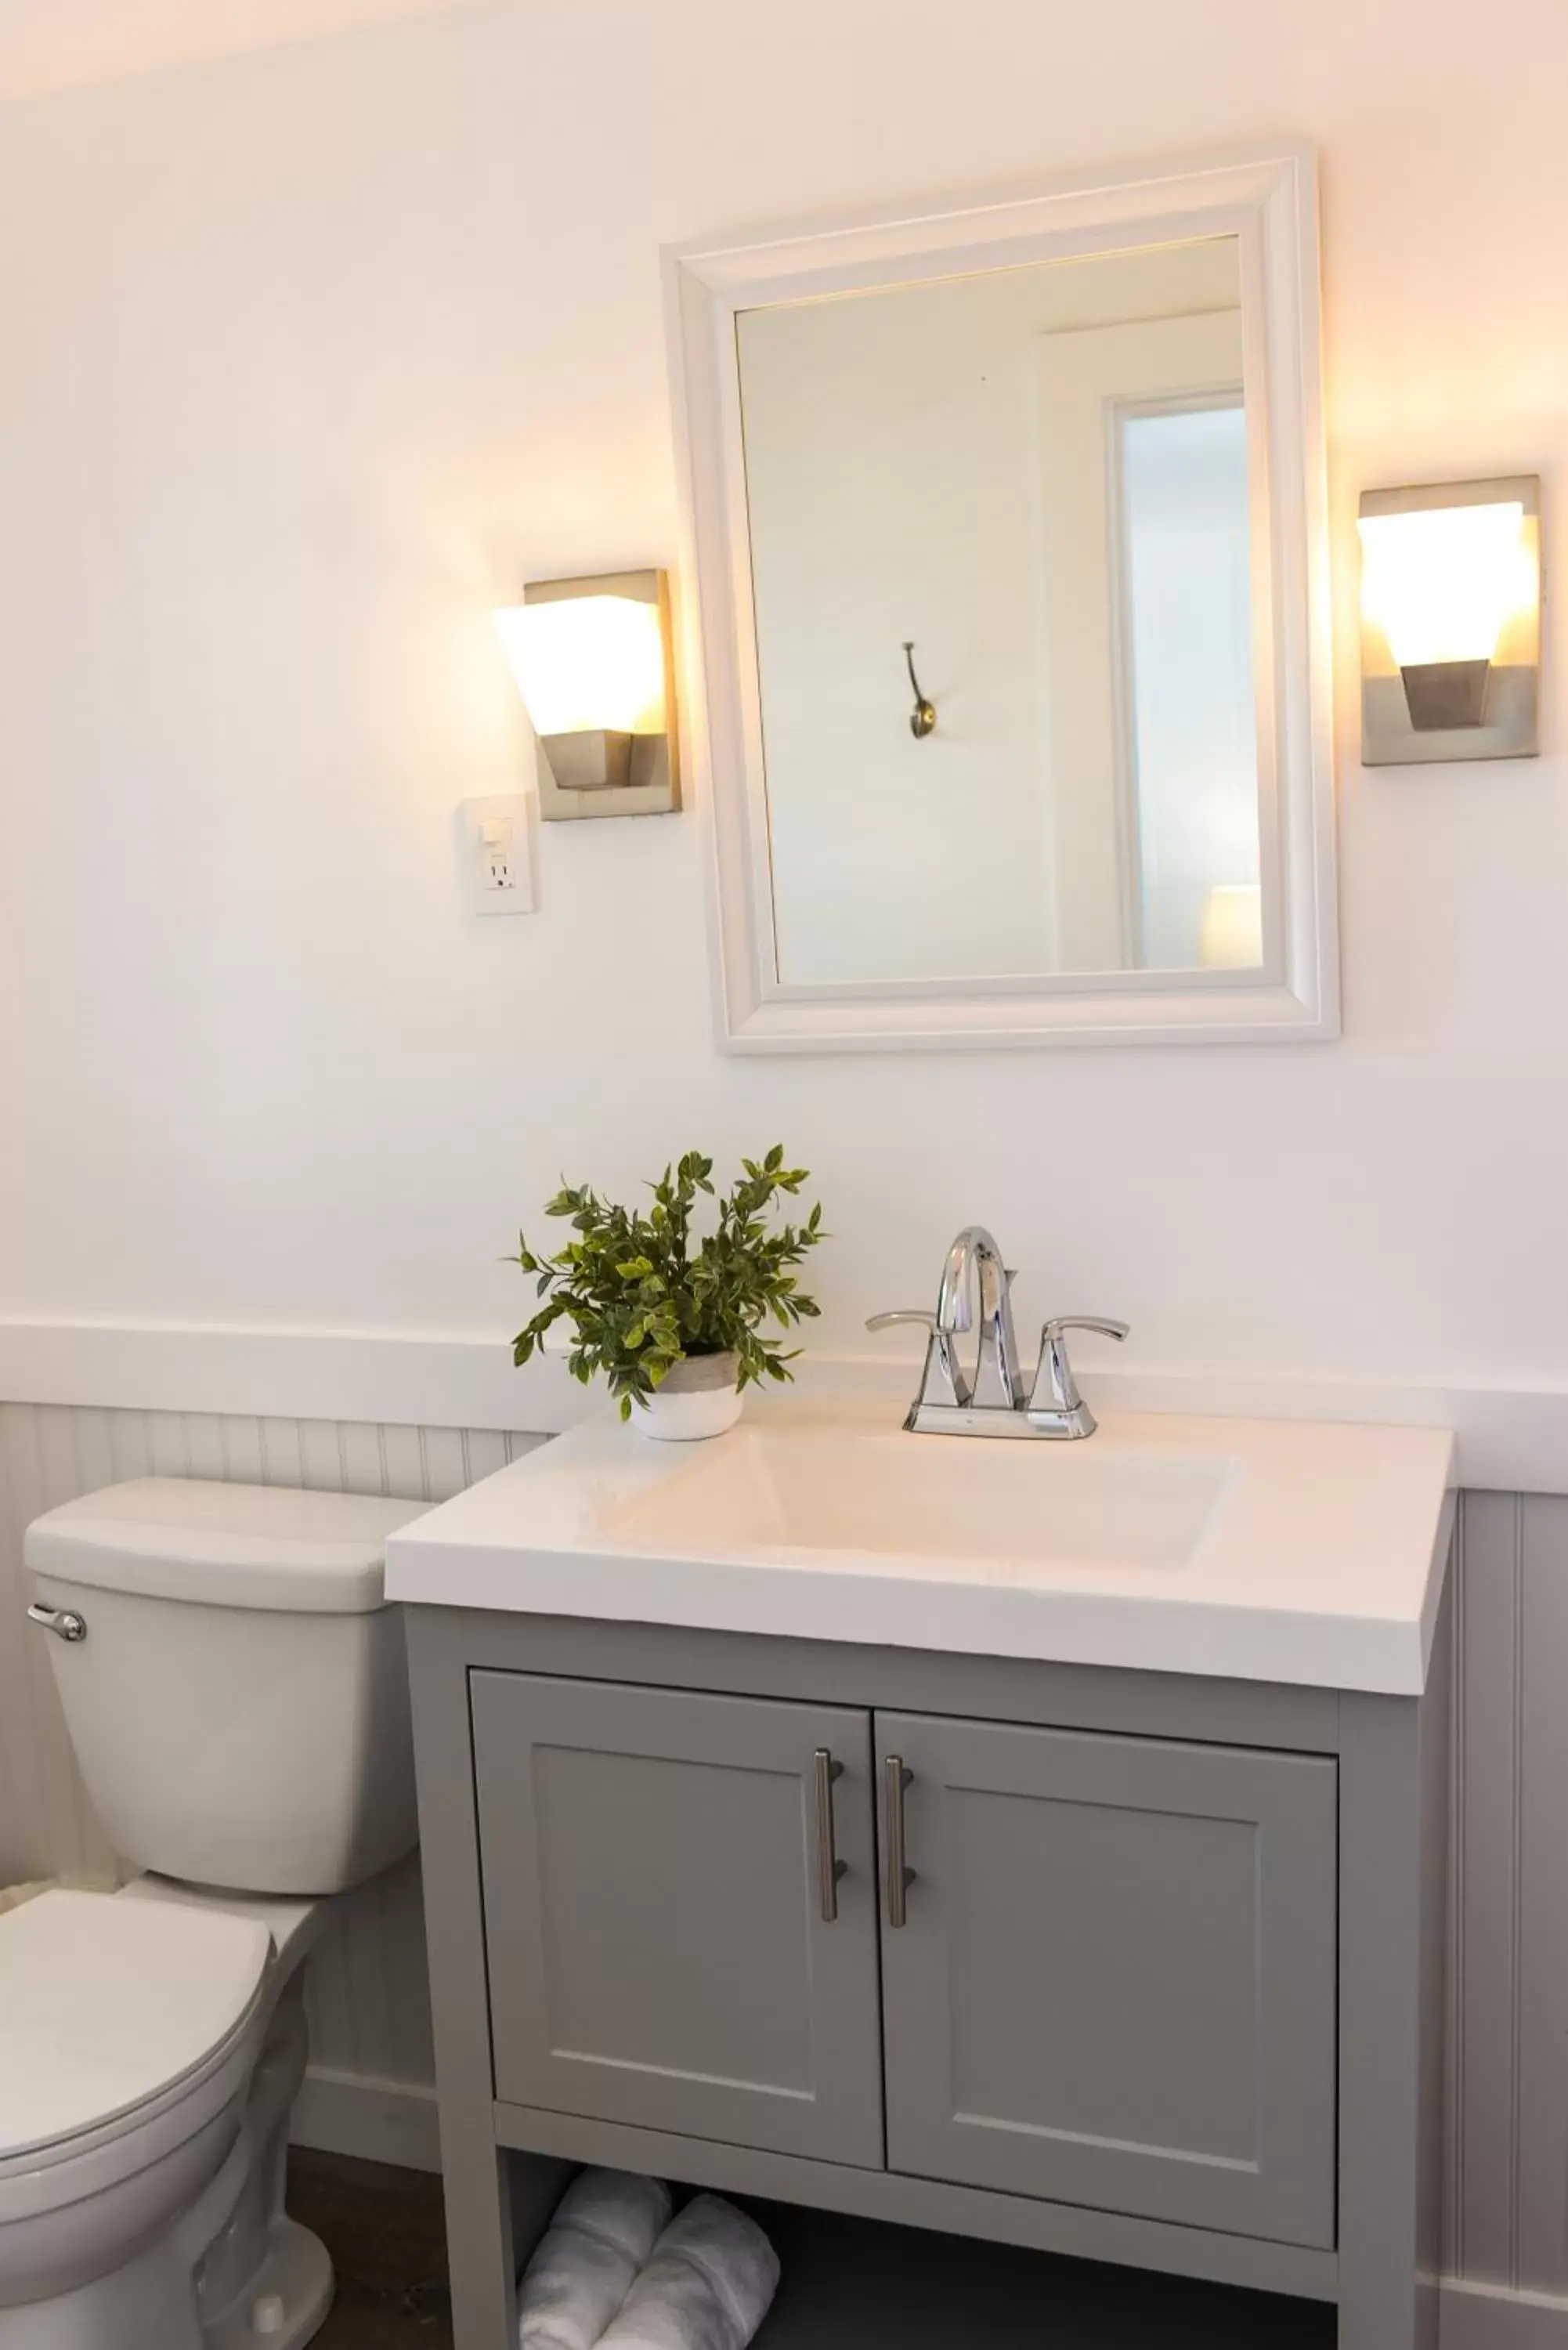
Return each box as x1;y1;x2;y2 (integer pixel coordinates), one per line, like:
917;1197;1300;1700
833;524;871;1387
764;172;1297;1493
664;144;1338;1054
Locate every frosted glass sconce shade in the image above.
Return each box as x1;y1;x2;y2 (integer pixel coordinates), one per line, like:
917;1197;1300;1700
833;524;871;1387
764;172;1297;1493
493;569;680;819
493;596;665;736
1358;479;1540;764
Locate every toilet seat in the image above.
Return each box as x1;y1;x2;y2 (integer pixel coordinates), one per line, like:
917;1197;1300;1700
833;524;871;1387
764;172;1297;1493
0;1892;273;2222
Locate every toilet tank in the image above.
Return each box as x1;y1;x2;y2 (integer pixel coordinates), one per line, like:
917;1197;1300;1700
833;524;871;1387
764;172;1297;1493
24;1479;432;1896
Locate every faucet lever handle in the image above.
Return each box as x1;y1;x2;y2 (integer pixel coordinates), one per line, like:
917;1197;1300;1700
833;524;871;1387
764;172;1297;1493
865;1310;972;1410
1028;1315;1129;1436
1040;1316;1129;1346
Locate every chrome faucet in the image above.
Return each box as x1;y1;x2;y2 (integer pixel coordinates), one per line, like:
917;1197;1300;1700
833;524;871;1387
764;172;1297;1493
869;1228;1127;1440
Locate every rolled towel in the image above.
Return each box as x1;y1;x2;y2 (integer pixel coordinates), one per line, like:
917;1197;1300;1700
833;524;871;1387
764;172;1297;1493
597;2193;780;2350
518;2169;674;2350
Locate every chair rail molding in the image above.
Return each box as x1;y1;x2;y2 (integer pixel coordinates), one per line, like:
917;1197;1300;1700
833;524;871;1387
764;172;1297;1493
2;1317;1568;1493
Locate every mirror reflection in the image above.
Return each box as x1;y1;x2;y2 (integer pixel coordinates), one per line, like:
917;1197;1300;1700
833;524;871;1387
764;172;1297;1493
736;237;1264;990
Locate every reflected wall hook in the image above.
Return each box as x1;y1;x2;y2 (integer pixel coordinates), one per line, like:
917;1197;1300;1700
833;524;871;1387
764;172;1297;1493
902;642;937;739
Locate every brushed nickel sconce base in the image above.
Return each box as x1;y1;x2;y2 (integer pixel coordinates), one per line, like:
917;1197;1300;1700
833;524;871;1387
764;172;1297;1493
1399;659;1491;732
1364;663;1537;767
540;728;633;793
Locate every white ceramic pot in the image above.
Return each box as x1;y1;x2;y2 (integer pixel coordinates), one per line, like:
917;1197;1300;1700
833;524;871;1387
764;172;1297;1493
630;1352;744;1442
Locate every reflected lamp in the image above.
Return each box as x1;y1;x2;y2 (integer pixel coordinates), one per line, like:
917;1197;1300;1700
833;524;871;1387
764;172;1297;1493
1198;884;1263;971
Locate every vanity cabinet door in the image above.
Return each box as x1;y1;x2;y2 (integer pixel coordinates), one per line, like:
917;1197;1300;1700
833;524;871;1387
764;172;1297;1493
471;1671;885;2166
876;1712;1337;2247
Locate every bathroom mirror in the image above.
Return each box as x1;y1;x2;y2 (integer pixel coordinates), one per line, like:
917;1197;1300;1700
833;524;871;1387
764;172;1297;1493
666;146;1337;1050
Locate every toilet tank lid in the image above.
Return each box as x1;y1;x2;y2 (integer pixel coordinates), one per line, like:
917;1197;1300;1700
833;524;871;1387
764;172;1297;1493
0;1889;273;2160
24;1477;432;1612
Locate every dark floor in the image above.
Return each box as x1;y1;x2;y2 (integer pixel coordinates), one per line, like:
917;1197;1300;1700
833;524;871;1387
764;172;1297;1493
288;2149;453;2348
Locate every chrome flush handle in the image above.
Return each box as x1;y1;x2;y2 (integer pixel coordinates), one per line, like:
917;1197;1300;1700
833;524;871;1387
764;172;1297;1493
27;1603;86;1643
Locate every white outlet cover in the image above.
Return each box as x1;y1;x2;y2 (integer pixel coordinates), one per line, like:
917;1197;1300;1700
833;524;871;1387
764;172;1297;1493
457;794;537;915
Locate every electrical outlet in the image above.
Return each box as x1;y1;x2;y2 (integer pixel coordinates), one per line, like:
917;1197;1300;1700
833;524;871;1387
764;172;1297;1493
458;794;537;915
482;826;518;894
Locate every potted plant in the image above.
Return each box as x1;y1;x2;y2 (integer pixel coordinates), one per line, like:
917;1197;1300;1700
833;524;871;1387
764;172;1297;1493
510;1147;824;1440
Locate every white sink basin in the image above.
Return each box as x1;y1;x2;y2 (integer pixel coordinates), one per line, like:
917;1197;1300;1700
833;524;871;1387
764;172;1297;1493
605;1427;1230;1578
385;1394;1456;1695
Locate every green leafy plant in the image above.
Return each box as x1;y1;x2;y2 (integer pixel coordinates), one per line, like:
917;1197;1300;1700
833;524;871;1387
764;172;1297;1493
509;1148;824;1418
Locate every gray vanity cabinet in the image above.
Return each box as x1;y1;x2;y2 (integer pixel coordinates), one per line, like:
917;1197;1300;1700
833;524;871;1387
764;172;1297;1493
412;1603;1451;2350
876;1712;1338;2246
469;1669;1337;2246
470;1671;886;2166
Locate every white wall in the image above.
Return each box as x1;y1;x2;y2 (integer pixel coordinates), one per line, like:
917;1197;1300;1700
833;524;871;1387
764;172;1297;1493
0;0;481;103
1;0;1566;1412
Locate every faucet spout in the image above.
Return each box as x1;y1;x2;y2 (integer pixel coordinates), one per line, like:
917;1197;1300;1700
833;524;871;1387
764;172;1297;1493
937;1226;1024;1411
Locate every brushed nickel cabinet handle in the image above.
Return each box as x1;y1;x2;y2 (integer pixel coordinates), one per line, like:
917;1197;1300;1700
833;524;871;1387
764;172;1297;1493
885;1755;916;1928
814;1748;847;1922
26;1603;86;1643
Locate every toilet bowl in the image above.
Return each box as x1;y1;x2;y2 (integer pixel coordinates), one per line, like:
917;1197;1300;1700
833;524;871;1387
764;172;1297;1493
0;1892;273;2324
5;1479;430;2349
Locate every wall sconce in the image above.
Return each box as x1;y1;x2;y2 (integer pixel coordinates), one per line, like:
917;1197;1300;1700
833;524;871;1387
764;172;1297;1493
1358;478;1541;765
493;569;680;819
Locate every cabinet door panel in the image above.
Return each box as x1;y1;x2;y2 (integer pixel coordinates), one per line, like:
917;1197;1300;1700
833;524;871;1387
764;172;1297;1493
473;1671;884;2166
877;1712;1336;2246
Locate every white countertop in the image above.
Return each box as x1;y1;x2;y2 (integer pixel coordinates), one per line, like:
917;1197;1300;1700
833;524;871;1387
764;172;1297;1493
385;1397;1456;1696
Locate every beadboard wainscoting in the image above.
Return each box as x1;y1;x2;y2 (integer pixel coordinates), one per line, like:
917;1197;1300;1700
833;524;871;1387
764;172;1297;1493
3;1401;1568;2334
1445;1494;1568;2343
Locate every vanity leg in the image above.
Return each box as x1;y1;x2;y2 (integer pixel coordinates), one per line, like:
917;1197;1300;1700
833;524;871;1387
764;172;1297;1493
407;1607;519;2350
1335;1575;1452;2350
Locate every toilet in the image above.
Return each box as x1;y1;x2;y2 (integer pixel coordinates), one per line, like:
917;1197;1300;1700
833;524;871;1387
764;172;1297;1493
2;1477;430;2350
